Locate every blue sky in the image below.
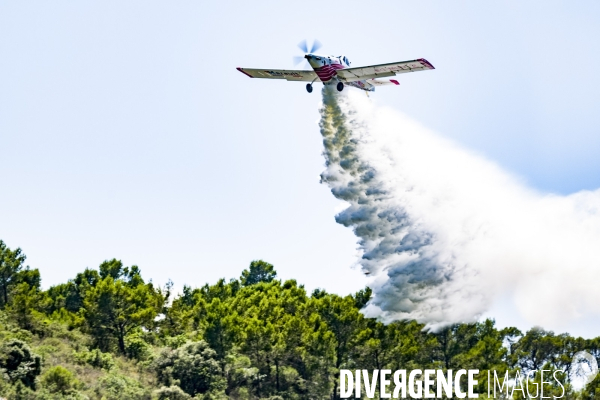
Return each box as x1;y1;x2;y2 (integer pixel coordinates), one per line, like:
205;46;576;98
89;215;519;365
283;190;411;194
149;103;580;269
1;1;599;330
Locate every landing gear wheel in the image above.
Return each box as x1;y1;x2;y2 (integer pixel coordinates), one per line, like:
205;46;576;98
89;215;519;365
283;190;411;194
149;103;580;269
306;83;313;93
336;82;344;92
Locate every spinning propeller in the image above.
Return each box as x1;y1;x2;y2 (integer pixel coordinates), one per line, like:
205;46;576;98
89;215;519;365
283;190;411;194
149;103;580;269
293;39;322;67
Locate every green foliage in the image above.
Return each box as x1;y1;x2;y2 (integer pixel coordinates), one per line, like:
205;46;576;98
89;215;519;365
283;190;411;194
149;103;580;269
97;371;151;400
165;334;188;349
0;339;42;389
0;240;26;307
72;347;115;370
99;259;126;280
6;380;38;399
240;260;277;286
125;331;152;361
582;374;600;400
1;240;599;399
353;286;372;309
0;240;41;310
41;365;79;394
154;385;191;400
6;282;48;332
46;268;101;317
154;340;225;397
81;264;164;354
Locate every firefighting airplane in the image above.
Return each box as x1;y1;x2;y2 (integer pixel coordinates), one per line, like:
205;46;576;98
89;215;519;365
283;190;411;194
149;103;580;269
236;40;434;93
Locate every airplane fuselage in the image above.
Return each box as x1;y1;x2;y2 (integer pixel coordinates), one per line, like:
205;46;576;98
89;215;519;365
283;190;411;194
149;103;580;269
305;53;376;92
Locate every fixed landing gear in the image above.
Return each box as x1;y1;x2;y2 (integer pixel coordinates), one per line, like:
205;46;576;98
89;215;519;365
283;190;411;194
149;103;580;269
306;81;343;93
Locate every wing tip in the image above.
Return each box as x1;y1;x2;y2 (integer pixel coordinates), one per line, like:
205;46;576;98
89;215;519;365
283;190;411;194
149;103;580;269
390;79;400;85
236;67;254;78
418;58;435;70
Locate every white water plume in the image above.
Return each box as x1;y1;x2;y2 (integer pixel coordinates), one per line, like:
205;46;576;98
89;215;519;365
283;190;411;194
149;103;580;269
319;87;600;332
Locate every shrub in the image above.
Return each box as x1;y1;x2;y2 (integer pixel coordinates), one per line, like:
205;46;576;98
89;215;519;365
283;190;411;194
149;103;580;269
97;371;151;400
7;380;37;399
154;385;191;399
194;392;229;400
0;373;12;396
165;334;187;349
153;341;224;397
41;365;79;394
73;348;115;370
0;339;42;388
125;332;152;361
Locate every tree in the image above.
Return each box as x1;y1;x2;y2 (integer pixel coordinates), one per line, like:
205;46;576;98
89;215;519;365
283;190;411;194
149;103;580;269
99;258;125;280
161;285;197;337
154;341;225;397
353;319;402;371
46;268;101;314
3;244;600;399
513;327;561;372
7;282;47;331
309;293;365;399
82;264;164;354
203;297;240;365
240;260;277;286
582;374;600;400
0;240;28;307
353;286;372;309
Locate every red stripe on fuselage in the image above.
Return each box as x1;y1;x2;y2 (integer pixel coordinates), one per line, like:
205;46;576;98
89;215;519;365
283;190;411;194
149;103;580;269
313;63;345;82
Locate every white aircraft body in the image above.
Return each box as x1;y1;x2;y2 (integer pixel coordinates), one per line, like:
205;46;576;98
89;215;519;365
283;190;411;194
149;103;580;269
237;43;434;93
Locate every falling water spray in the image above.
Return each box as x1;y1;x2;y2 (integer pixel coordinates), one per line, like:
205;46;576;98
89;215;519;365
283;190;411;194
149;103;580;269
318;87;600;332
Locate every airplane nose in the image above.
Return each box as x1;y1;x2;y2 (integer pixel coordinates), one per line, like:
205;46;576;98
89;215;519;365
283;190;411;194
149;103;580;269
304;54;310;59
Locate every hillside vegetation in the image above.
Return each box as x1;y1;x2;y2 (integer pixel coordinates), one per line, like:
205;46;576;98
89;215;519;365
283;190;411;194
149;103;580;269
0;239;599;399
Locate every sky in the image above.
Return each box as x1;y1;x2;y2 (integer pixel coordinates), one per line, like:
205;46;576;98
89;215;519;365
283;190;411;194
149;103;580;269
1;1;600;335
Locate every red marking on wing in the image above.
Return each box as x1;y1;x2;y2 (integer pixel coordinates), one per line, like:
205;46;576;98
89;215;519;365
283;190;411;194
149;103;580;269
236;67;254;78
390;79;400;85
417;59;435;69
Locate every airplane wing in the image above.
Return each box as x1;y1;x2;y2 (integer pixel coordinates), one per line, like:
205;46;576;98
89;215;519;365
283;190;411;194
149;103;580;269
237;67;317;82
367;78;400;86
336;58;434;83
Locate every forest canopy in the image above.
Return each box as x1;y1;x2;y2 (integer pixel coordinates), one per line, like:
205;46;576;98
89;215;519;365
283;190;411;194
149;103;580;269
0;239;598;399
